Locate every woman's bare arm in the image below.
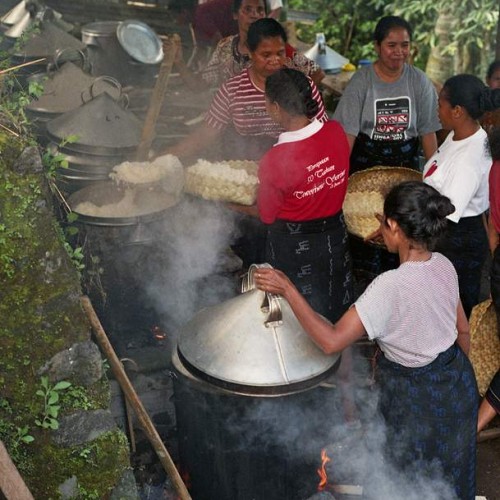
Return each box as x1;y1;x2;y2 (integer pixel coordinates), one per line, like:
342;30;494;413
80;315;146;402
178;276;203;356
254;268;365;353
421;132;438;160
456;300;470;355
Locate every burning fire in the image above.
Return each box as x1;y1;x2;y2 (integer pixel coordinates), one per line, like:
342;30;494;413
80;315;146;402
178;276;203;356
317;448;331;491
151;325;167;341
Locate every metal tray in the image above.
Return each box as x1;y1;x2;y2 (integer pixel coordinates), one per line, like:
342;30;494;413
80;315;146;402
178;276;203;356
116;20;163;65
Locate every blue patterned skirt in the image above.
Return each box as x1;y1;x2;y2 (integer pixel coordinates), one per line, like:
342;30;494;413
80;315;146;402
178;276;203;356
377;344;479;500
265;212;353;323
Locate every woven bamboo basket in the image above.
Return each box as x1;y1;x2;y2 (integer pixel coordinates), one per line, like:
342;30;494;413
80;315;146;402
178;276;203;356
469;299;500;396
342;166;422;240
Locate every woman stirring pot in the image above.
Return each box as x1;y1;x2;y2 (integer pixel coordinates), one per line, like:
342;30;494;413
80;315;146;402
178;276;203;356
166;18;327;163
334;16;440;173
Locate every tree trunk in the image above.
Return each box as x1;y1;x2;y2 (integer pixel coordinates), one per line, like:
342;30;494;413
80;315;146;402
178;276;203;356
425;9;457;85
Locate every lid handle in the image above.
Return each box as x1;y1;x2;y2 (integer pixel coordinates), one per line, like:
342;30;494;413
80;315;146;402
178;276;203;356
49;48;88;75
243;263;283;327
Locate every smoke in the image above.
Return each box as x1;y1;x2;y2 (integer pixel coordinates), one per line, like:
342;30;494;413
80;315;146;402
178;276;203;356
139;195;242;332
211;353;459;500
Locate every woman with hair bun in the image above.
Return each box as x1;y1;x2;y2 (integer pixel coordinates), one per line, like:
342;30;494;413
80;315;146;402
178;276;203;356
423;73;500;317
258;67;352;323
254;181;478;500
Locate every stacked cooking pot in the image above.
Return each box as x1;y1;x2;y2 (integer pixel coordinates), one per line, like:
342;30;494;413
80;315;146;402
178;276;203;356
5;19;84;85
45;91;143;194
173;264;342;500
25;58;120;145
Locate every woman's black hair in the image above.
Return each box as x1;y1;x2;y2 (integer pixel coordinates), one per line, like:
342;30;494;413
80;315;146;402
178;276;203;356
373;16;413;44
247;18;287;52
233;0;266;14
383;181;455;250
443;74;500;120
489;127;500;162
265;68;318;119
487;60;500;81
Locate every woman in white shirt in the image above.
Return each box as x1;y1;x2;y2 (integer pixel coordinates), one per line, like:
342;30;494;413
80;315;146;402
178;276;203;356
254;181;478;500
423;74;500;317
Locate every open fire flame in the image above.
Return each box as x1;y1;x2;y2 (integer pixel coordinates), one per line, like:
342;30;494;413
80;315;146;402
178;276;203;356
317;448;331;491
151;325;167;341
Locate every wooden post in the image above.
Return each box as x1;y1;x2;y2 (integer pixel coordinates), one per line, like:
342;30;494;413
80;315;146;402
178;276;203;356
0;440;35;500
80;296;192;500
135;34;181;161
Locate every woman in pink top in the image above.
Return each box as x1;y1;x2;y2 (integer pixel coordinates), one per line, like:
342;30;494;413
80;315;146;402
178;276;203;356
477;127;500;432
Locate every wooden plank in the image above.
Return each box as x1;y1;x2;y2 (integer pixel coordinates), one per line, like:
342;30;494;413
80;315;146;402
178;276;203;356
0;440;35;500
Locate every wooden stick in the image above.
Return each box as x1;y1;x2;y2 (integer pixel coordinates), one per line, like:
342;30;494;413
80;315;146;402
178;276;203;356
0;440;35;500
135;35;180;161
0;58;47;75
80;296;192;500
477;427;500;442
332;484;363;496
0;123;20;138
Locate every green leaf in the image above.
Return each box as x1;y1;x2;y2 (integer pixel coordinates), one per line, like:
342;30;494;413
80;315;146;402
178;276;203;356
21;435;35;444
48;419;59;430
53;381;71;391
48;392;59;405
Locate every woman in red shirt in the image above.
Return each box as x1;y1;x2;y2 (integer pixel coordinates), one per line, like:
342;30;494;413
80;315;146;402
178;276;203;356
258;68;352;322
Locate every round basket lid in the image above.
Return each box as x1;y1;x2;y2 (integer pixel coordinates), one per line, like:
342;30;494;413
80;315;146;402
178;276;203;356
342;166;422;241
469;299;500;396
46;92;143;152
177;265;340;395
116;20;163;64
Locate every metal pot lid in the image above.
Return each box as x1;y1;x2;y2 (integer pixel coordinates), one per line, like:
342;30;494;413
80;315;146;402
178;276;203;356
12;21;85;57
116;20;163;64
81;20;120;37
304;33;348;73
67;180;179;226
1;1;28;26
27;63;121;114
177;264;340;395
46;92;143;152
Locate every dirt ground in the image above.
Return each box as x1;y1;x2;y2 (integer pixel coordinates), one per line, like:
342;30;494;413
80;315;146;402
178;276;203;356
476;419;500;500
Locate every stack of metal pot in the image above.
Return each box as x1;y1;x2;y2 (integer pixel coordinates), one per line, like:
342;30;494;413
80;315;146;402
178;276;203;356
45;91;144;194
25;55;120;145
6;19;83;85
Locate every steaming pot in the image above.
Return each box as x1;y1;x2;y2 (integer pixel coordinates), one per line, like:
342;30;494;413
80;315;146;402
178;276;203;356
173;265;342;500
177;264;340;396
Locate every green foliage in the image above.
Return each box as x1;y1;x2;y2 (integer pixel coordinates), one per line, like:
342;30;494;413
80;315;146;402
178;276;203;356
35;376;72;430
288;0;498;74
60;384;94;411
0;399;34;471
42;135;79;180
289;0;384;64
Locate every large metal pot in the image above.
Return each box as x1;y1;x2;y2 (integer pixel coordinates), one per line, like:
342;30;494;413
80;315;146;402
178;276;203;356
81;20;160;87
173;266;342;499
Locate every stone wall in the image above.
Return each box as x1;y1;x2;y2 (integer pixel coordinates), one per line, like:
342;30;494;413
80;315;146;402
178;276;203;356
0;136;136;498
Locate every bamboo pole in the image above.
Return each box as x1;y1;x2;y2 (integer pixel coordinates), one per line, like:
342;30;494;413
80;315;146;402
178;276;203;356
80;296;192;500
0;58;47;75
0;440;35;500
135;34;180;161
